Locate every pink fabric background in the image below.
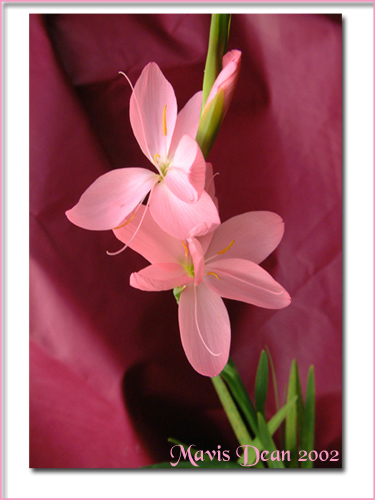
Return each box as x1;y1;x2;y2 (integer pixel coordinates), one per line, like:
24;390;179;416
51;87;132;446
30;13;342;468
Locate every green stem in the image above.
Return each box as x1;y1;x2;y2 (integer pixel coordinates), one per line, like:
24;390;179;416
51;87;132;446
211;375;252;446
201;14;231;111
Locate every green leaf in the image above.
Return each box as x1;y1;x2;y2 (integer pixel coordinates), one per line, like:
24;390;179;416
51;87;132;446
201;14;231;110
284;360;297;466
295;363;305;446
195;89;225;158
255;350;269;417
237;396;297;462
300;366;315;468
257;413;285;468
267;395;298;436
220;358;258;435
285;360;301;467
265;345;279;412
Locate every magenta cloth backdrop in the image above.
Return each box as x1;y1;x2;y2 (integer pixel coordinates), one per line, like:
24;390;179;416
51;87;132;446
30;13;342;468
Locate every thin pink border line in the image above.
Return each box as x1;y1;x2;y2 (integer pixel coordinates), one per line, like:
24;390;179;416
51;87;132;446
0;0;374;2
1;3;373;500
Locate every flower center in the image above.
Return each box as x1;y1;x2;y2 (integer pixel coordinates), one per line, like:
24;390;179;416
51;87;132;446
153;154;170;178
181;240;195;278
152;105;171;178
185;262;195;278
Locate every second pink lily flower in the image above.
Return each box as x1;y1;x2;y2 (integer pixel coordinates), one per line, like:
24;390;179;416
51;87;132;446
66;63;220;240
114;203;291;377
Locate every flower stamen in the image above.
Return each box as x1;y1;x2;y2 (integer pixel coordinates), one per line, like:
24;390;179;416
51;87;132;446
217;239;235;255
206;271;220;281
162;104;167;136
113;210;137;230
181;240;189;257
154;153;161;165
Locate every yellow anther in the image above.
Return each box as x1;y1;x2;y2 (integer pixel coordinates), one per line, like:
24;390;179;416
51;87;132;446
207;272;220;281
154;153;161;165
217;239;235;255
113;211;137;230
162;104;167;136
181;240;188;257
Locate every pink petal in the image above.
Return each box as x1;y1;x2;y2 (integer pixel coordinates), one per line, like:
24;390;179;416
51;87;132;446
205;258;291;309
164;135;206;203
130;263;191;292
205;212;285;265
187;238;205;286
205;50;241;117
169;91;203;156
113;205;186;264
129;63;178;163
178;283;230;377
197;162;218;254
66;168;158;230
150;182;220;240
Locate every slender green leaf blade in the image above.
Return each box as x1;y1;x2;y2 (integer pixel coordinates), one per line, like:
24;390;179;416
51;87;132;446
257;413;285;468
300;366;315;468
237;397;297;466
255;350;269;417
285;360;299;467
268;396;298;436
220;358;258;435
295;362;305;447
265;345;280;412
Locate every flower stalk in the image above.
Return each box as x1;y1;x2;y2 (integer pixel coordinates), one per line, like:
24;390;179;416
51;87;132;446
201;14;231;110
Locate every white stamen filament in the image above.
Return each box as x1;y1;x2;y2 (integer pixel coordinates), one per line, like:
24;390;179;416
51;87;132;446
206;171;220;193
107;184;156;256
193;286;220;357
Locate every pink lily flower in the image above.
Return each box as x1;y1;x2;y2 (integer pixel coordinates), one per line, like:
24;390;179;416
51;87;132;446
113;206;291;377
66;63;220;240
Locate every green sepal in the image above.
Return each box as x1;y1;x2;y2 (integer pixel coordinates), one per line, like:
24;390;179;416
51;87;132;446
255;350;269;417
195;89;225;158
173;286;185;304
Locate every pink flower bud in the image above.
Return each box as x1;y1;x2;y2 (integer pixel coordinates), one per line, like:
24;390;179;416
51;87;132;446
204;49;242;118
